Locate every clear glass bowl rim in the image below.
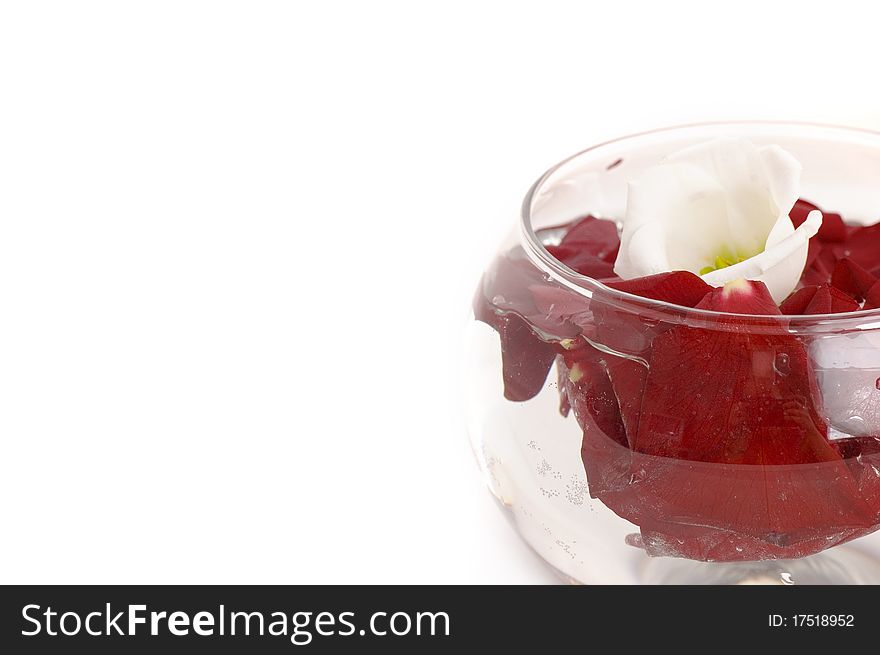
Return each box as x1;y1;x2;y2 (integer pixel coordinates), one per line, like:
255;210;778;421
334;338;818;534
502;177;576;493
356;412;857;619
520;120;880;333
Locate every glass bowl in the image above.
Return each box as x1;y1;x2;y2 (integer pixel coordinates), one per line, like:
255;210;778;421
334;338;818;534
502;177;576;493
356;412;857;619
466;122;880;584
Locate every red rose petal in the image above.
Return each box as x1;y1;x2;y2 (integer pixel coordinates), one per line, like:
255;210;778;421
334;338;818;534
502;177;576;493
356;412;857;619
473;250;543;321
557;215;620;259
780;286;818;314
865;280;880;310
496;312;558;402
805;238;822;270
789;198;820;228
781;284;859;314
606;271;714;307
834;436;880;460
545;244;617;279
818;213;848;242
587;273;711;447
580;419;877;561
633;327;821;462
794;198;857;287
694;279;780;316
804;287;834;314
545;215;621;277
633;445;874;559
800;244;838;286
589;272;714;450
836;223;880;270
474;250;565;401
527;284;592;333
808;285;858;314
810;284;860;314
609;277;877;557
831;257;877;302
559;350;628;448
603;358;647;447
577;387;634;501
790;198;847;242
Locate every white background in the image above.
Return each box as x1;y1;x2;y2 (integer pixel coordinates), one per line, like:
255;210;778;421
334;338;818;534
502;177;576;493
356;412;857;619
1;1;879;583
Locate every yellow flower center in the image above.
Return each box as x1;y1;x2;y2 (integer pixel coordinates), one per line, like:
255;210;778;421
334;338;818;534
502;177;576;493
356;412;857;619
698;248;755;275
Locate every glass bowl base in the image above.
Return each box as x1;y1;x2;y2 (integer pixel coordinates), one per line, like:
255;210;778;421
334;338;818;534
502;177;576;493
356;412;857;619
489;482;880;584
638;545;880;585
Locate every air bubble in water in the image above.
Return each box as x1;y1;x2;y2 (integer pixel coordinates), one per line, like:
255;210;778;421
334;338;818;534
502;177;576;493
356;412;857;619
774;352;790;376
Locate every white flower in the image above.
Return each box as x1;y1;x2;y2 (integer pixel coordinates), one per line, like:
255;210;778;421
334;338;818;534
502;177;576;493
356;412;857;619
614;138;822;303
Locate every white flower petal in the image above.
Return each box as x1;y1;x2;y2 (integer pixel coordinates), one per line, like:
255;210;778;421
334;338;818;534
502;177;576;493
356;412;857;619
614;138;819;303
700;210;822;303
666;138;789;256
618;222;671;277
756;144;802;224
615;161;731;278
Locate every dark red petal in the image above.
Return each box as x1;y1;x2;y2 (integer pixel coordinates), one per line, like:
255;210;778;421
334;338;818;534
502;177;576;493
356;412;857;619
545;244;617;279
694;279;780;316
789;198;820;228
558;351;628;448
557;215;620;258
629;327;872;553
803;284;860;314
828;286;861;313
800;243;838;286
474;249;566;401
790;198;847;242
837;223;880;270
834;436;880;461
597;277;877;558
634;487;873;561
473;250;543;321
779;284;859;315
780;286;818;314
542;215;621;275
580;407;878;561
527;284;592;333
805;238;822;269
805;286;833;313
603;358;647;447
865;280;880;310
496;312;558;402
577;386;634;502
602;243;620;264
606;271;714;307
633;327;823;461
591;271;715;451
475;245;600;338
831;257;877;302
817;212;848;242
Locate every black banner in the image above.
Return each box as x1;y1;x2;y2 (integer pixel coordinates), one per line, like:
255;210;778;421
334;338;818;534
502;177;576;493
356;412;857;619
1;585;875;652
